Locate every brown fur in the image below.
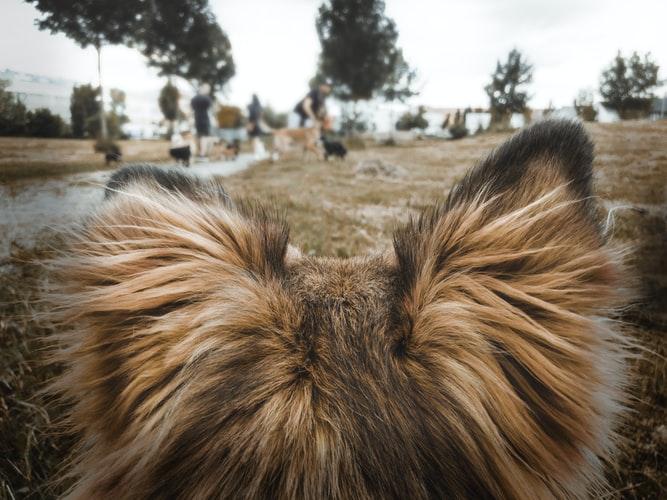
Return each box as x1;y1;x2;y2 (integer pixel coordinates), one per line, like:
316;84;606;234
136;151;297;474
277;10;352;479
272;125;323;159
49;121;631;498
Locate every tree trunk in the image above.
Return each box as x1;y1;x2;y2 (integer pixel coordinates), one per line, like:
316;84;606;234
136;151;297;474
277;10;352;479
97;44;108;140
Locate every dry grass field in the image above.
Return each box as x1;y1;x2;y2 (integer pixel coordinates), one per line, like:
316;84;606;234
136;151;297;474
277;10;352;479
0;137;171;181
1;121;665;498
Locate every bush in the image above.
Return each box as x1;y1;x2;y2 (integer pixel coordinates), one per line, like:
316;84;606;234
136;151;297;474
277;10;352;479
0;79;29;136
448;123;468;140
339;107;369;136
216;106;244;129
395;106;428;131
25;108;66;138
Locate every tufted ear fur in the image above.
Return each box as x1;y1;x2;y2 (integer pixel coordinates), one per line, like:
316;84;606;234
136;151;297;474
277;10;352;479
392;120;629;497
50;166;295;497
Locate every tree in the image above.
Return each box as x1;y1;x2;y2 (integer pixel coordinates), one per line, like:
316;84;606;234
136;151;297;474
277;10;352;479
0;79;29;136
139;1;235;91
485;49;533;125
107;88;129;139
315;0;416;104
26;0;144;139
159;80;181;135
574;89;598;122
26;108;67;137
70;84;100;138
395;106;428;131
600;51;660;119
448;109;468;140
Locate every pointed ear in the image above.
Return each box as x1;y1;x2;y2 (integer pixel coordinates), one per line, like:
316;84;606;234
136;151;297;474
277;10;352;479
392;121;627;496
50;168;291;453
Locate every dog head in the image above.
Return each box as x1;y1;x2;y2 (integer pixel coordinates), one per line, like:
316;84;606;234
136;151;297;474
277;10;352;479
51;121;628;498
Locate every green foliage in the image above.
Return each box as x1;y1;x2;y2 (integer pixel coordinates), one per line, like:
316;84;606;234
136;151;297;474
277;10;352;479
448;123;468;140
574;89;598;122
70;84;100;138
139;1;235;91
339;106;369;135
315;0;416;102
26;108;67;137
0;80;67;137
0;79;29;136
448;108;468;140
107;89;129;139
25;0;144;49
600;51;660;119
159;80;181;124
262;105;287;129
395;106;428;131
485;49;533;124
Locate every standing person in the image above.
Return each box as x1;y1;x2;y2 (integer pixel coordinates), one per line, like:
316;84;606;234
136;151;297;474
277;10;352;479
247;94;267;159
292;82;332;128
191;83;213;159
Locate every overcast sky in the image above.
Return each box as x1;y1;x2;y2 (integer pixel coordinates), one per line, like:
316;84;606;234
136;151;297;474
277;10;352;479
1;0;666;111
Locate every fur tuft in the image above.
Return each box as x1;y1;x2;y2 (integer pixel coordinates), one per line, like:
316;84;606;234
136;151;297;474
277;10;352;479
49;122;630;498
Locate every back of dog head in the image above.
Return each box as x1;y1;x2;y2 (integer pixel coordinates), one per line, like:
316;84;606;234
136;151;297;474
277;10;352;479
50;122;630;499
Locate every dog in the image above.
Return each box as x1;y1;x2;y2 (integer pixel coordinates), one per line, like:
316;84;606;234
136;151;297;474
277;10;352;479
49;121;630;498
211;139;240;161
169;145;191;167
104;144;122;165
321;137;347;160
272;124;323;160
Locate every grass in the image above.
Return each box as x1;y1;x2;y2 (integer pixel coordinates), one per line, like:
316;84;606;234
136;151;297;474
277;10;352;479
0;137;171;182
1;121;666;498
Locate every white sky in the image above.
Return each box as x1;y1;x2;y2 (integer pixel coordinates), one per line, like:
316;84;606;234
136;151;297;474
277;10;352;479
1;0;666;111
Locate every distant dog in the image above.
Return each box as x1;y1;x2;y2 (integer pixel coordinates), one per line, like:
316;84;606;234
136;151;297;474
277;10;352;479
272;125;323;160
321;137;347;160
212;139;240;161
104;144;122;165
49;121;630;499
169;145;191;167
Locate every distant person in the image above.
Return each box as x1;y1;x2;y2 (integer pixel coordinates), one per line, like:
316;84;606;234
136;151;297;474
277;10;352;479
247;94;268;159
191;83;213;159
292;82;332;128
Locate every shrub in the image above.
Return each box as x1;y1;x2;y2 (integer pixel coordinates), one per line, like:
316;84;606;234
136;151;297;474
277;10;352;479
448;123;468;140
216;106;244;129
0;79;29;136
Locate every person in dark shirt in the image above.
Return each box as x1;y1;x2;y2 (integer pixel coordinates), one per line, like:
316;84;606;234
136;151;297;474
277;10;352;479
247;94;263;137
247;94;268;159
191;83;213;158
294;83;331;127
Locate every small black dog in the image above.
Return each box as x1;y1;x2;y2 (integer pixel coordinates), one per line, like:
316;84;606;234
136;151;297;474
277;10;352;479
321;137;347;160
104;144;122;165
169;145;191;167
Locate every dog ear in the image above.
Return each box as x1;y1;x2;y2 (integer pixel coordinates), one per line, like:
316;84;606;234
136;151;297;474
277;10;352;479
392;121;627;495
49;168;293;494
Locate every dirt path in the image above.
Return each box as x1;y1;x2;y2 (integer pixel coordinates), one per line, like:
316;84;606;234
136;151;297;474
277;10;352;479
0;154;256;257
